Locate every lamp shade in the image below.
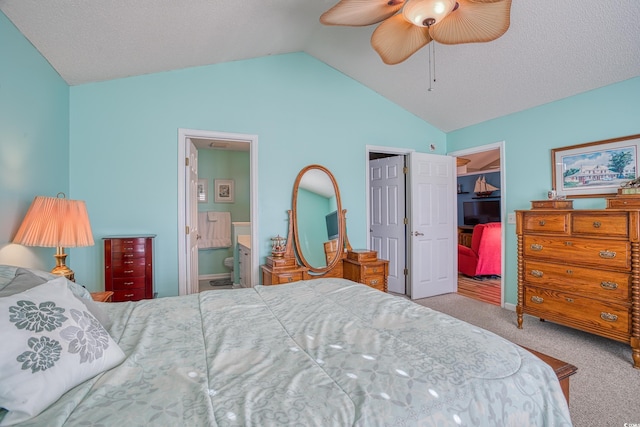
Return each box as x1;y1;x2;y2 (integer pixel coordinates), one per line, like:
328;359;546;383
13;194;94;248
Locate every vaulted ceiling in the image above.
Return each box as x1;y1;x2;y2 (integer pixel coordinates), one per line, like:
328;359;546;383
2;0;639;132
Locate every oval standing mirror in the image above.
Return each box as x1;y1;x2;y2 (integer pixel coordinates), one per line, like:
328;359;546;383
292;165;344;274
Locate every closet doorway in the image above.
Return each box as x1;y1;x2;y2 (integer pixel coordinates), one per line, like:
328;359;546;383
366;146;458;299
177;129;258;296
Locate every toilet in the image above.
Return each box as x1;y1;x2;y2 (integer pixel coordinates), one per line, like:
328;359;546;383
224;257;234;272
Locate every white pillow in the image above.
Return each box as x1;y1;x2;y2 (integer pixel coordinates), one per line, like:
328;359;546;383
0;278;125;425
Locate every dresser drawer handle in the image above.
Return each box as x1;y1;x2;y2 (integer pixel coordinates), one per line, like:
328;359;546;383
124;281;134;286
538;220;546;226
124;270;134;274
599;250;616;259
370;279;379;285
600;281;619;290
124;254;134;258
287;277;293;282
530;244;543;251
530;270;543;278
565;297;574;303
600;312;618;322
564;241;573;246
530;296;544;304
593;221;601;228
124;293;134;298
124;261;134;264
566;269;573;274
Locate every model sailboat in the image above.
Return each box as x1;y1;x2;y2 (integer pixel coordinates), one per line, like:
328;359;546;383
474;176;499;197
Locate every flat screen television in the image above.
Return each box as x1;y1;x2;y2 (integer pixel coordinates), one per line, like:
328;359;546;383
325;210;339;240
463;200;500;225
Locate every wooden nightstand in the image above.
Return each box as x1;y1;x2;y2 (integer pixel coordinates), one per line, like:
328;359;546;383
90;291;114;302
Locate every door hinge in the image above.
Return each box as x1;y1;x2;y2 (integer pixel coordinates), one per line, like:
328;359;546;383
185;157;189;166
186;225;190;235
403;166;408;174
404;217;408;225
404;268;408;276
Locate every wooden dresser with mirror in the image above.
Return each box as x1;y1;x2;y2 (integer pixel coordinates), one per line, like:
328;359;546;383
261;164;389;292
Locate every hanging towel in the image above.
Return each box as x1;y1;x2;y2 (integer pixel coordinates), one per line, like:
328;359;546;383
198;211;232;249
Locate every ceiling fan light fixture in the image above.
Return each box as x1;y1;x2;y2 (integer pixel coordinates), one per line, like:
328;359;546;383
402;0;457;27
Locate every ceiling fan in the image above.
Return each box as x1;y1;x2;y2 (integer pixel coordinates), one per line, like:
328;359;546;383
320;0;512;65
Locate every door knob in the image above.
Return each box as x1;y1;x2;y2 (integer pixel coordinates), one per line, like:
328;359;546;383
413;231;424;236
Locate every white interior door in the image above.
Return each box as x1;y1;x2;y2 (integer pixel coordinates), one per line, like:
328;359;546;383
370;156;406;294
408;152;457;299
186;139;199;295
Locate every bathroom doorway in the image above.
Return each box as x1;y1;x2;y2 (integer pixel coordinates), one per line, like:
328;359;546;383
177;129;258;296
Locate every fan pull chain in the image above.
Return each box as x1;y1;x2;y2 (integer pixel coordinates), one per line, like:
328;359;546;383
428;42;436;92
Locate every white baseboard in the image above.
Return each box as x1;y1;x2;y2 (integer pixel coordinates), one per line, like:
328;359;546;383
504;302;516;311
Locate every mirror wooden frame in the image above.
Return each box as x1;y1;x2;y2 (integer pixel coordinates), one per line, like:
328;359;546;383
292;164;345;274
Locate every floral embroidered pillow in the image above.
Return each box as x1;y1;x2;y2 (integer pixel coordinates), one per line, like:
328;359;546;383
0;278;125;426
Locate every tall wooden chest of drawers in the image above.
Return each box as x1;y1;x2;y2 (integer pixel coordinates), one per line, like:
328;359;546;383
104;235;155;302
516;209;639;368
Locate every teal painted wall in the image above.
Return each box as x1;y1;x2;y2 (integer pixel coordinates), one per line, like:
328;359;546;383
197;149;250;276
0;11;70;270
68;53;446;296
447;77;640;305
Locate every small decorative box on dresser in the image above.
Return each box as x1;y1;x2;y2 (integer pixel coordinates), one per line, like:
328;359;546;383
104;235;155;302
343;250;389;293
516;208;640;368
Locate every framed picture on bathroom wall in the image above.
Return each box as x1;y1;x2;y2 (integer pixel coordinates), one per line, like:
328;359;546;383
197;179;208;203
215;179;234;203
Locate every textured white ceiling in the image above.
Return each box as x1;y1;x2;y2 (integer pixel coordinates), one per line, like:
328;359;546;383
2;0;639;132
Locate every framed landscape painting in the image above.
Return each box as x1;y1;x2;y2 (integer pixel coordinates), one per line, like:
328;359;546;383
552;134;640;198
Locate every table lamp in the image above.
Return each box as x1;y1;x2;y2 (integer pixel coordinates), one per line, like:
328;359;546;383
13;192;94;282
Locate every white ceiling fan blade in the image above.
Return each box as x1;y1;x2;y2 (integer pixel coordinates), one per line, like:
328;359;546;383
429;0;512;44
371;14;432;64
320;0;405;26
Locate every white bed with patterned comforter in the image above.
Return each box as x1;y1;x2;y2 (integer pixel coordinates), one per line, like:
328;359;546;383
0;266;572;426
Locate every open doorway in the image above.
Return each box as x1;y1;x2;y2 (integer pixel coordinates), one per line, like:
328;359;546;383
449;141;506;307
191;138;250;293
177;129;259;296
